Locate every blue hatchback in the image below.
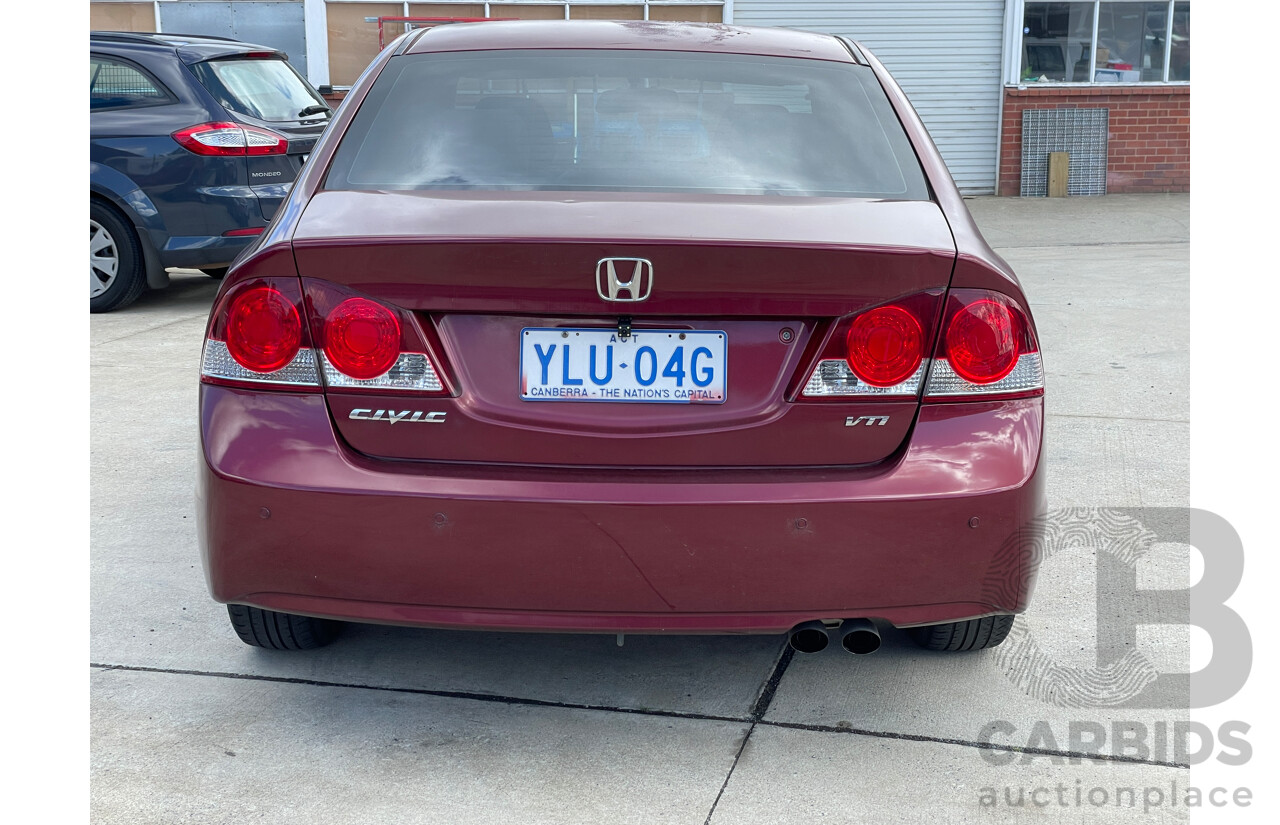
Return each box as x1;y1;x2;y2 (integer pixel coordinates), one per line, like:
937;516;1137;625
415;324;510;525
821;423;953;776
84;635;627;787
90;31;330;312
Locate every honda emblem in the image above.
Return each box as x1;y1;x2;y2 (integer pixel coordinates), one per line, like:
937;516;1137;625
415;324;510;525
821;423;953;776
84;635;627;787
596;258;653;302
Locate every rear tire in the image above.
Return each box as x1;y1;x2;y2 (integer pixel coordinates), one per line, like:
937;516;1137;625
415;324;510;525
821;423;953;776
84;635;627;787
201;267;228;279
227;604;340;650
90;200;146;313
908;615;1014;651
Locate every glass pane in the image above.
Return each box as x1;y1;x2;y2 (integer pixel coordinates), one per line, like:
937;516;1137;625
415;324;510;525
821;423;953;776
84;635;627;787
489;4;566;20
569;5;645;21
90;58;167;109
90;2;155;32
648;5;724;23
326;2;402;87
408;4;486;19
326;50;929;200
1140;3;1169;81
1171;1;1190;81
1021;2;1095;83
193;59;327;122
1096;2;1169;83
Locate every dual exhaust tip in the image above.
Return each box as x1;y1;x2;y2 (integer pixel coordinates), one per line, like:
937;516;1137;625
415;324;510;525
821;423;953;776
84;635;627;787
789;619;881;655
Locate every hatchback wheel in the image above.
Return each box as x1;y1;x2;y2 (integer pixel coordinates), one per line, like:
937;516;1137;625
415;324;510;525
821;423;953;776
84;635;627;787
227;604;340;650
908;615;1014;651
90;201;145;313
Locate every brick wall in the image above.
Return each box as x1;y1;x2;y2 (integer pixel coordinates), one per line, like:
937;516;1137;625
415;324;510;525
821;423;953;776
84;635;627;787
998;86;1189;196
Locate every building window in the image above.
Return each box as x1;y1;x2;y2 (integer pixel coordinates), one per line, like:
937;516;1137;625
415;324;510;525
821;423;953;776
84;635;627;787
89;2;156;33
1019;1;1189;84
325;2;725;87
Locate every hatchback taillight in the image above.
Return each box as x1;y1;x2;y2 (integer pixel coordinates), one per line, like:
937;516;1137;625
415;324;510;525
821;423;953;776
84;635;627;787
172;121;288;156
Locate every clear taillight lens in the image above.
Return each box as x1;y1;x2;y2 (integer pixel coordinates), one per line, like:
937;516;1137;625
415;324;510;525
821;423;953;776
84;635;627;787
924;289;1043;400
172;121;288;156
802;359;928;397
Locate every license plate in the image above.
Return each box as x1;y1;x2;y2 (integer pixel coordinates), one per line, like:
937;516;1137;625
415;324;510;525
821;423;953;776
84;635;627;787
520;328;726;403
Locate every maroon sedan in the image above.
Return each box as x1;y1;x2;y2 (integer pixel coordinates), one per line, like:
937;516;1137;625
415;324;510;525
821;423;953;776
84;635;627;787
198;20;1045;654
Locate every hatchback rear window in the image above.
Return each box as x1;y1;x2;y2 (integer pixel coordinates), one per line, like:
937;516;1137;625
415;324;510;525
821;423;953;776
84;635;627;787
325;50;930;199
192;57;327;123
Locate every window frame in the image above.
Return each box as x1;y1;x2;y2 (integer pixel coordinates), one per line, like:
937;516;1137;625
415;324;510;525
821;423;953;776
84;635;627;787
1006;0;1189;87
90;52;177;112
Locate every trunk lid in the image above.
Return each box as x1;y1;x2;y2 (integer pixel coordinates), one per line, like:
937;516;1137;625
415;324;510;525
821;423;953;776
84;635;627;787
294;191;956;468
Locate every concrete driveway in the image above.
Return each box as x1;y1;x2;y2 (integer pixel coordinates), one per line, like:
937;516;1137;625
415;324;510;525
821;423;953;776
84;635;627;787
91;194;1191;823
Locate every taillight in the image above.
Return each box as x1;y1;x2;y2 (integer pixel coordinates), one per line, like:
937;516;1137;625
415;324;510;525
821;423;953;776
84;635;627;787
845;305;924;387
798;289;1044;402
172;121;288;156
944;298;1017;384
323;298;402;380
800;292;940;398
226;287;301;372
201;278;321;389
303;280;451;394
925;289;1043;400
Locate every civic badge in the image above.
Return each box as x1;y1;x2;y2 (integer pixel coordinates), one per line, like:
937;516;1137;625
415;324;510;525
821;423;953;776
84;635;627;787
596;258;653;302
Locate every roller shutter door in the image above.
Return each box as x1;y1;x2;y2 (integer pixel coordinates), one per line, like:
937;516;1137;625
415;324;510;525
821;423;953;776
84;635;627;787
731;1;1005;195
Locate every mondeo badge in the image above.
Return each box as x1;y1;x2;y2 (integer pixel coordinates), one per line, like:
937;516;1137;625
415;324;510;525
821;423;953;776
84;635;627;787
596;258;654;302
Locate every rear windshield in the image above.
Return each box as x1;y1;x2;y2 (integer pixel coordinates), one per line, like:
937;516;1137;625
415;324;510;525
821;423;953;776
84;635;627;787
192;57;327;123
325;50;930;199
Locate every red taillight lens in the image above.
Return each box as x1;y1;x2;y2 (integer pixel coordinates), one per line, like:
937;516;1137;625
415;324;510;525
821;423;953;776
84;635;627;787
323;298;402;379
796;291;941;399
301;279;450;394
172;121;288;156
845;305;924;387
225;286;302;372
945;298;1018;384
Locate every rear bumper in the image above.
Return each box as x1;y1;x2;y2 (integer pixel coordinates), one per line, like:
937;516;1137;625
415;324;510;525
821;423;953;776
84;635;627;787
198;386;1046;634
153;232;258;270
146;185;272;269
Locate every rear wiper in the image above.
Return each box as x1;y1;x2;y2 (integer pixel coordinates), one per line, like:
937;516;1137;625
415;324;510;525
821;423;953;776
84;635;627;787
298;104;330;118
